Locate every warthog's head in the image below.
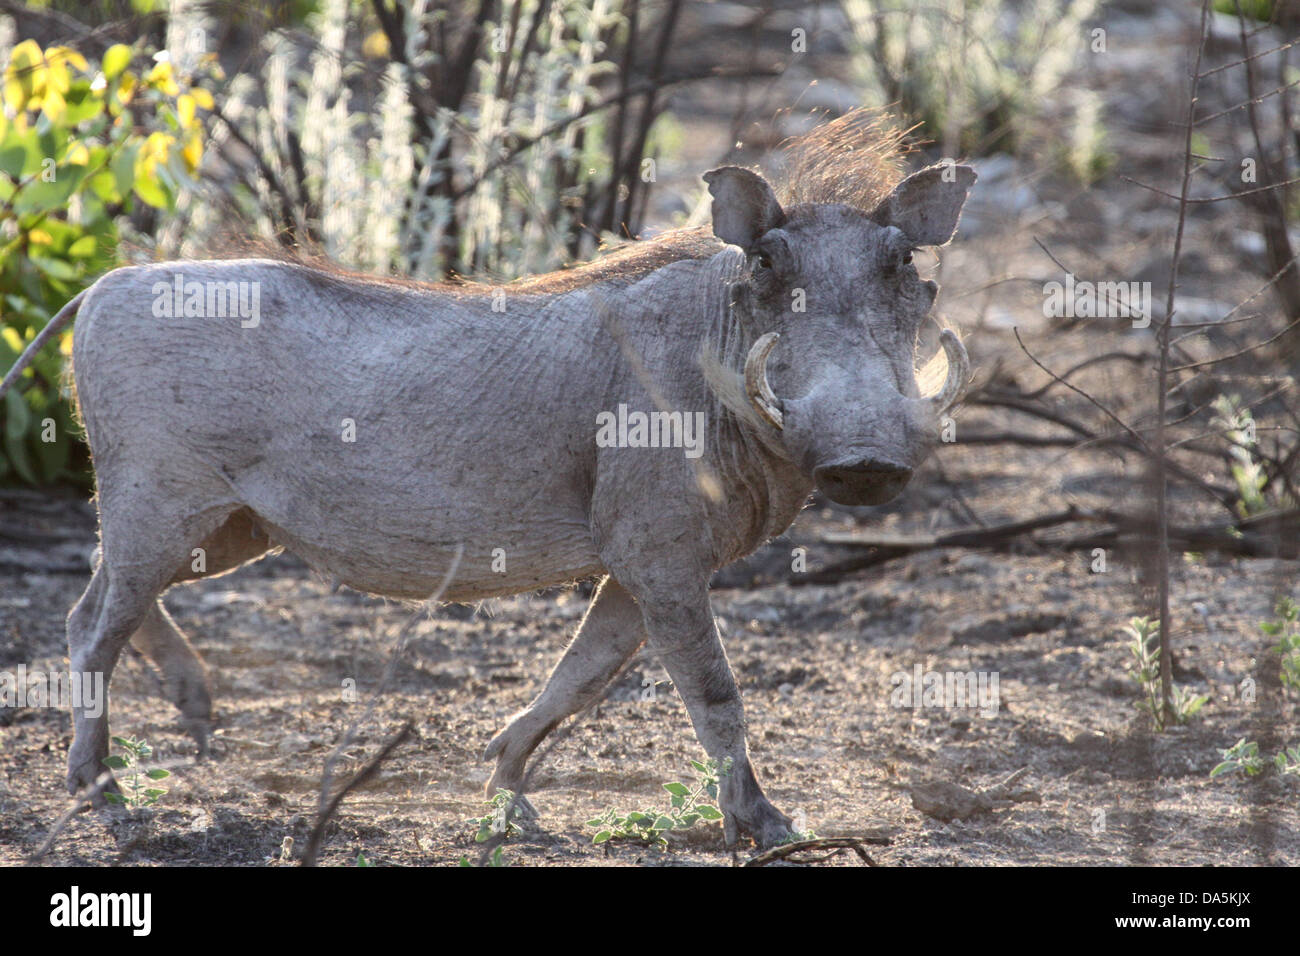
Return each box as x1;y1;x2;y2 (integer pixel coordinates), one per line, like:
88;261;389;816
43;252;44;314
703;163;976;506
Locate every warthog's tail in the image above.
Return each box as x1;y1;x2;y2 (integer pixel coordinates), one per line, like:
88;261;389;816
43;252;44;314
0;289;87;398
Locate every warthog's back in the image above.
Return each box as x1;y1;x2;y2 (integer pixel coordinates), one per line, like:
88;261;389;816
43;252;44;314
73;259;637;598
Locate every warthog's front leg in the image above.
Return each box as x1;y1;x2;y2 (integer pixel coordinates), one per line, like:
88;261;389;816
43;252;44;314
484;576;645;797
635;585;794;849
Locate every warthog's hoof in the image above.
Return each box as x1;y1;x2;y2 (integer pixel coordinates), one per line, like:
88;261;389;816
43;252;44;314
66;761;121;808
483;724;528;794
726;800;796;850
505;794;540;822
179;716;213;760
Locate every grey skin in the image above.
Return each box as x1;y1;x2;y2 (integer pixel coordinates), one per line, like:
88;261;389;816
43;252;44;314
0;163;974;848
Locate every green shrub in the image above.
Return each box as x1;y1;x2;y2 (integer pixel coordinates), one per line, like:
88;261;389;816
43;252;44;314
0;37;213;485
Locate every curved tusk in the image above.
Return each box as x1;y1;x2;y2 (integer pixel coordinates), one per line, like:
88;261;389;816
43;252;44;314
744;332;784;430
927;329;970;415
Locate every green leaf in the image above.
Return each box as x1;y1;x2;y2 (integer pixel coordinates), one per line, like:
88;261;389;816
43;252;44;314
89;168;120;203
663;782;690;797
67;235;97;258
133;160;172;209
0;146;27;179
592;830;612;844
651;815;674;832
3;390;36;484
29;255;81;281
3;387;30;437
696;805;723;820
33;426;69;484
103;792;125;804
111;141;139;199
145;768;170;780
62;83;104;125
12;167;86;216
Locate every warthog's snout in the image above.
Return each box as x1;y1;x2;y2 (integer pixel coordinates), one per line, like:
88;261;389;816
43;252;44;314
814;458;914;506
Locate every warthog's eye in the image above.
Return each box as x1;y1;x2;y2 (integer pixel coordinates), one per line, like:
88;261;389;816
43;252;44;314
756;253;773;271
883;247;914;276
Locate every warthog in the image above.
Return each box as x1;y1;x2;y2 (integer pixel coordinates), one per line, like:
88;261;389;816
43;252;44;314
1;150;974;847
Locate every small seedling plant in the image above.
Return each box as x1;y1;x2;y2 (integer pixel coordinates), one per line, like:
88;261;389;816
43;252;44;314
1125;616;1207;731
469;788;522;844
1210;601;1300;782
587;758;729;846
1261;597;1300;692
457;789;520;866
1211;738;1266;778
101;736;170;808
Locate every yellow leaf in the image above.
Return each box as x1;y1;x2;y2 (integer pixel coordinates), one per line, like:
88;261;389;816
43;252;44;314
146;60;179;96
28;228;53;245
176;92;195;129
40;87;66;122
47;47;89;75
4;39;42;111
136;130;172;179
66;140;90;165
46;61;70;96
362;30;390;59
143;130;171;161
189;87;214;111
6;39;41;71
0;76;20;114
59;330;74;356
2;326;24;356
181;129;202;172
111;72;136;114
102;44;132;81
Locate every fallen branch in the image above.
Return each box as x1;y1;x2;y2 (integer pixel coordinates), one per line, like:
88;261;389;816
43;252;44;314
910;768;1041;823
743;835;888;867
796;506;1300;585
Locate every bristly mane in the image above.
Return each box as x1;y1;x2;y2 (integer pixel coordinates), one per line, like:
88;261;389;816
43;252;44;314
774;108;911;212
506;108;911;295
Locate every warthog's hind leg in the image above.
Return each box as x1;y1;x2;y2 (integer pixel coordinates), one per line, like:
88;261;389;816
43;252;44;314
484;576;645;801
125;509;272;755
67;494;235;803
128;602;214;756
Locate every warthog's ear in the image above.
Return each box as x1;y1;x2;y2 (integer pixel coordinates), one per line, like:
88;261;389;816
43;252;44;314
703;166;786;251
871;163;978;247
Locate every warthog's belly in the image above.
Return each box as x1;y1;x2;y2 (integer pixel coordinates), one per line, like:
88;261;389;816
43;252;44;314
251;508;605;601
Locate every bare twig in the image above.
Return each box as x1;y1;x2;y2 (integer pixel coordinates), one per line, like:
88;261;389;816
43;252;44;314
301;544;463;865
300;721;415;867
1012;329;1151;452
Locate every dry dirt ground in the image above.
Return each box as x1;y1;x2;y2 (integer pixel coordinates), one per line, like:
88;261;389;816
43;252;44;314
1;2;1298;866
